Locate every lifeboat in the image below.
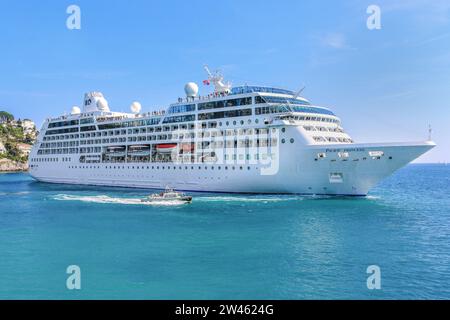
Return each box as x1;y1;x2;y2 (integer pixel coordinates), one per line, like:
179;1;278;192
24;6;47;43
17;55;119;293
107;146;125;152
156;143;178;153
180;143;195;153
128;145;150;155
106;146;126;156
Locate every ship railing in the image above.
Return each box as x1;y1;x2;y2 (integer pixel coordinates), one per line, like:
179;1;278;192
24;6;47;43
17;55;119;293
174;91;232;104
97;116;128;123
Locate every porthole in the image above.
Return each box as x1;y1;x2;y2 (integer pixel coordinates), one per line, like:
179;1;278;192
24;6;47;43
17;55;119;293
233;121;237;125
240;120;244;125
281;128;286;133
255;119;259;124
290;138;294;143
281;139;286;144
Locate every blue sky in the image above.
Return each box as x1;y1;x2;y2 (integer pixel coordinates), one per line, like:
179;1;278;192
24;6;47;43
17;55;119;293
0;0;449;162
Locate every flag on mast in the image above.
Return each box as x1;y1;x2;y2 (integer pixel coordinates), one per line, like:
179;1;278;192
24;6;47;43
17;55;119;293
203;79;210;85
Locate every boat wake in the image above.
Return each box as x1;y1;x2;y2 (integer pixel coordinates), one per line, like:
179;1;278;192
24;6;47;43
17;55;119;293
53;194;186;206
0;191;30;196
196;194;379;202
52;193;378;206
195;196;305;203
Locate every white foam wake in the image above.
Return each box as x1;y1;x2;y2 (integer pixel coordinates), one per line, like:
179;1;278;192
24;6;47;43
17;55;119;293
0;191;30;196
195;196;304;203
53;194;187;206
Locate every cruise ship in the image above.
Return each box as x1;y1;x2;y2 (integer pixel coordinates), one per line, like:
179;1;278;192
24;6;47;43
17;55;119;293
28;67;435;195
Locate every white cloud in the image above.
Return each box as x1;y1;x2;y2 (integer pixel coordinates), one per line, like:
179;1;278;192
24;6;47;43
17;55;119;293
375;90;416;101
413;32;450;46
380;0;450;25
319;33;349;49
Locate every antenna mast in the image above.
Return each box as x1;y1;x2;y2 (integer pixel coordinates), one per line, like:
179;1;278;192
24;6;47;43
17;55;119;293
293;86;306;99
203;65;232;94
204;65;213;78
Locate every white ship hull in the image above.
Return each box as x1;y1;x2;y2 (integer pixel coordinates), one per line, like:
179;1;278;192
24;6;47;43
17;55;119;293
29;141;434;196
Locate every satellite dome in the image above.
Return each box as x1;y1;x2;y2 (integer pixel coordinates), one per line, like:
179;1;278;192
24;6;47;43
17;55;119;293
71;106;81;115
184;82;199;98
130;101;142;114
96;97;109;111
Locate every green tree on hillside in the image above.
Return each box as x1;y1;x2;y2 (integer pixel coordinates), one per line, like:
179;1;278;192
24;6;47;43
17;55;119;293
0;111;14;122
4;141;26;162
0;111;36;166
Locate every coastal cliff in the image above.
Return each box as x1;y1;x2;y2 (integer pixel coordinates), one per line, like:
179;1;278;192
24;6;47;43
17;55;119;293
0;111;36;172
0;158;29;172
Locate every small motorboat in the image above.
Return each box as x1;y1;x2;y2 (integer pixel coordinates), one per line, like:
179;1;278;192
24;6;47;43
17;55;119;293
141;187;192;203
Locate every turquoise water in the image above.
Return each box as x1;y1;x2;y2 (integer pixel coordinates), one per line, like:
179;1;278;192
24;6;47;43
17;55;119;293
0;164;449;299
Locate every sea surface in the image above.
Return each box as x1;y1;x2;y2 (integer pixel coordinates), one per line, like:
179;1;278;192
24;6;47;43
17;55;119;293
0;164;449;299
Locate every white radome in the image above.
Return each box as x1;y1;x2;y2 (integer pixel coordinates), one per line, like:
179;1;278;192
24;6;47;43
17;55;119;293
130;101;142;113
71;106;81;114
184;82;199;97
97;97;109;111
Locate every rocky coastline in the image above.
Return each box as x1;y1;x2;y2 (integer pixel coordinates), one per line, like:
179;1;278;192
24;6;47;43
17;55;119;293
0;158;28;172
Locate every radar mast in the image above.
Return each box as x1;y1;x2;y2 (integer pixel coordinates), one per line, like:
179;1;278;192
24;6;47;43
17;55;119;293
203;65;232;94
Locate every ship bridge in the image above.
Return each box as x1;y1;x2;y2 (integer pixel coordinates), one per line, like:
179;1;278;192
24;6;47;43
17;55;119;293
230;86;296;96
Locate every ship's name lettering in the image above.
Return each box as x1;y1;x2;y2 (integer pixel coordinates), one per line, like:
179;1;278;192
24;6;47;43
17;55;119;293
325;148;366;153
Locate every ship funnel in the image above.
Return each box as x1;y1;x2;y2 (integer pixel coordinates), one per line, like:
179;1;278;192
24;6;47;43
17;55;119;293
83;92;110;113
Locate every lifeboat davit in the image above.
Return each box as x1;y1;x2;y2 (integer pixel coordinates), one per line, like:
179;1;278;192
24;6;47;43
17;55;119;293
156;143;178;153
